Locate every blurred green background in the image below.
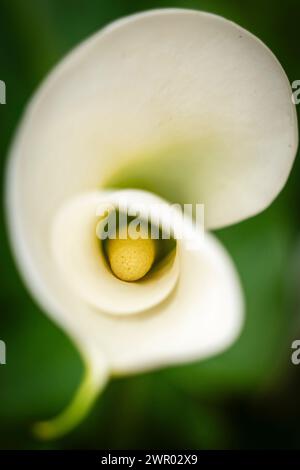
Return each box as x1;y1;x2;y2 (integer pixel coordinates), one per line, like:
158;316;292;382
1;0;300;449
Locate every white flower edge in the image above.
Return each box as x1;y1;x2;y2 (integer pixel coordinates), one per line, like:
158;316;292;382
6;186;244;369
5;9;298;234
6;7;296;437
6;185;244;438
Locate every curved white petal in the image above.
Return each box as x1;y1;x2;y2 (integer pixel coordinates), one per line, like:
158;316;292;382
51;190;179;315
6;182;243;436
53;222;243;376
6;9;297;233
4;9;265;437
101;231;244;374
6;181;244;372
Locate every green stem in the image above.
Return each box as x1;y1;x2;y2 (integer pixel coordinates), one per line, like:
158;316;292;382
33;365;108;440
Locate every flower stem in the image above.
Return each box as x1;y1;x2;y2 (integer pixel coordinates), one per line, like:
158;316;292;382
33;363;108;440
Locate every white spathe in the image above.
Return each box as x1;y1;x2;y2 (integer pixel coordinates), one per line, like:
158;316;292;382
51;190;180;316
5;9;297;438
50;188;243;371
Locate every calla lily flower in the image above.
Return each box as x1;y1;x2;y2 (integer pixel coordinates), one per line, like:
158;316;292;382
5;9;297;439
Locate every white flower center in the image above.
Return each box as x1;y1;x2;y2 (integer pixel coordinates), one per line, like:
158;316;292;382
107;233;156;282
